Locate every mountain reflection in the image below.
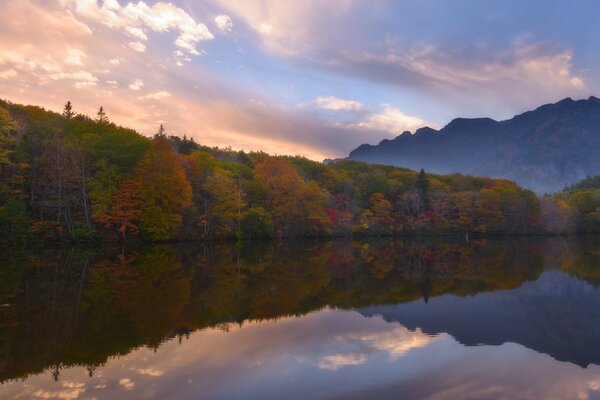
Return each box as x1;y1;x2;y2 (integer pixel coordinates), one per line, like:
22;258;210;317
1;237;599;383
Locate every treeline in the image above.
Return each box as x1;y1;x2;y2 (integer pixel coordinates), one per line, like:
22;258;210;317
0;99;597;244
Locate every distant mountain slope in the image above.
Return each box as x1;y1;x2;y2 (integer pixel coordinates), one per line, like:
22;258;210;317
348;97;600;193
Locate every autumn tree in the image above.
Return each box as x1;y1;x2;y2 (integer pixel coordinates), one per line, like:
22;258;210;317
302;181;331;235
94;178;143;241
203;167;246;237
133;139;192;240
253;157;305;236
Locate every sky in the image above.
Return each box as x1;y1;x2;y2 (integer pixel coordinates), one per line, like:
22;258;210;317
0;1;599;160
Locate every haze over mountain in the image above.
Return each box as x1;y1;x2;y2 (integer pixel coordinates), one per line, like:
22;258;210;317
348;97;600;194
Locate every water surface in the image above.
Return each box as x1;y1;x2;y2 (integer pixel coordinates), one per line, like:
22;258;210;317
1;237;600;399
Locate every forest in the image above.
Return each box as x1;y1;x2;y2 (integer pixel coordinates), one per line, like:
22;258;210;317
1;99;600;244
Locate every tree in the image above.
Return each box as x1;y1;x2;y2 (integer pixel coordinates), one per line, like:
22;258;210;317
62;101;75;119
203;167;246;237
241;207;273;239
133;140;192;240
96;107;108;124
302;182;331;235
416;168;430;209
0;107;17;165
154;124;166;140
94;178;142;241
253;157;305;236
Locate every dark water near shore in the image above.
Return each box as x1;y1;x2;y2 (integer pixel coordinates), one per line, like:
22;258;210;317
1;237;600;399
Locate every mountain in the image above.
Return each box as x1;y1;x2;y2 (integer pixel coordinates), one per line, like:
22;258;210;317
348;97;600;193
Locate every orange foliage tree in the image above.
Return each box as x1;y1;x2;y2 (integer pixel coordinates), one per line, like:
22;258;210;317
134;140;192;240
94;178;142;241
253;157;305;236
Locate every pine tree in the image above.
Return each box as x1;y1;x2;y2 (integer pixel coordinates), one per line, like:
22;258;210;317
96;106;108;124
62;101;75;119
154;124;166;139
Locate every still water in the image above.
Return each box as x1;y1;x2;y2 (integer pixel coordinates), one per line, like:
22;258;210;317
1;237;600;399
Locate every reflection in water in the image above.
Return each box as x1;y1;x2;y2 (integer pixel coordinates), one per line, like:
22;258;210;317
1;237;600;399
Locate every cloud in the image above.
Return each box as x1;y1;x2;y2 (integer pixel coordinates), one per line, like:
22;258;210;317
317;353;368;370
65;48;86;66
132;367;164;377
355;104;435;134
138;91;171;100
128;79;144;91
128;41;146;52
218;1;588;116
118;378;135;390
348;326;437;359
314;96;364;111
63;0;214;55
0;69;17;79
214;15;233;32
256;23;274;36
31;381;86;400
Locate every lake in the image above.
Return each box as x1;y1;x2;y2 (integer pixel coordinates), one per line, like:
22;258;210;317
1;237;600;399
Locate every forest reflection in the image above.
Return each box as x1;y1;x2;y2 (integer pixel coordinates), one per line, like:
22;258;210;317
1;236;599;383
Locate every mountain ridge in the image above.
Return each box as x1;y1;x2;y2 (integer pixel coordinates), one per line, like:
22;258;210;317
348;96;600;193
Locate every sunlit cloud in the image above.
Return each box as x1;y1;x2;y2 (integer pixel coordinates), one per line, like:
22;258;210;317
64;48;86;65
138;91;171;100
61;0;214;55
128;41;146;52
355;104;436;134
347;326;439;359
214;14;232;32
128;79;144;91
314;96;365;111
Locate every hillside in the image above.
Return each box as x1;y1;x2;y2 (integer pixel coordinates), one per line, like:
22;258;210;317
348;97;600;194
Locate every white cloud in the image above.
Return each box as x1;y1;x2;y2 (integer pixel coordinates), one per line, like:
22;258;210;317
49;70;98;83
257;22;274;36
64;0;214;55
314;96;365;111
138;91;171;100
128;79;144;91
128;41;146;53
356;104;435;134
108;58;121;65
351;326;437;358
214;15;233;32
74;81;97;88
65;48;86;66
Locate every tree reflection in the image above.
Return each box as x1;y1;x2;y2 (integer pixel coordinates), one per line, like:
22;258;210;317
0;236;599;381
